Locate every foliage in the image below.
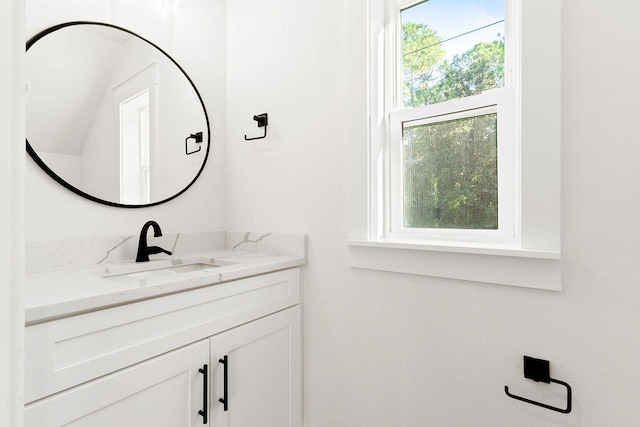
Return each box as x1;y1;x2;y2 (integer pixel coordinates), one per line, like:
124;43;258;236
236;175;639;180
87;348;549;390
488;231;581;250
403;114;498;229
401;23;504;230
401;22;445;107
429;39;505;104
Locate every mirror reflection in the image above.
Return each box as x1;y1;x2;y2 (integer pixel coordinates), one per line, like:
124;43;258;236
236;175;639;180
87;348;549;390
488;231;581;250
26;22;210;207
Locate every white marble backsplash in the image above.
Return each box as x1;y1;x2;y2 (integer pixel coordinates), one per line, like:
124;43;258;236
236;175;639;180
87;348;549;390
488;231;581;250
27;231;307;273
226;231;307;257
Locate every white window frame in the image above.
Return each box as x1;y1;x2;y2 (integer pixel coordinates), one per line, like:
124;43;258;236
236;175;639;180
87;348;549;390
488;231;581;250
346;0;561;290
387;0;517;244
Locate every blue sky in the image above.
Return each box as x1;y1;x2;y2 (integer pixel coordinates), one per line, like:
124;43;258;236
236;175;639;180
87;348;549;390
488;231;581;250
402;0;504;60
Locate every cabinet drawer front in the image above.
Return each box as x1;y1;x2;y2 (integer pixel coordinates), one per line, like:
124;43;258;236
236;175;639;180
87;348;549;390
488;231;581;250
25;268;300;403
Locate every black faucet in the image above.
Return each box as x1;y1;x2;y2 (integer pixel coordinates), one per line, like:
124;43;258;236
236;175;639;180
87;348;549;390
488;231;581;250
136;220;173;262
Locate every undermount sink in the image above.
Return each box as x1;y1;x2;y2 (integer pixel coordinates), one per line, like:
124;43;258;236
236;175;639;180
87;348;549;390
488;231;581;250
97;257;236;282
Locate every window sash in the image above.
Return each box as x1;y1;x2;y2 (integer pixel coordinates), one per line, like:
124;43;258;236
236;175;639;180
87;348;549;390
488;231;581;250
387;88;517;243
391;0;511;110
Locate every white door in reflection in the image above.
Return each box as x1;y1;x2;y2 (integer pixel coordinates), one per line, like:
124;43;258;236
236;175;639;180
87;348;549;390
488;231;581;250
120;89;151;204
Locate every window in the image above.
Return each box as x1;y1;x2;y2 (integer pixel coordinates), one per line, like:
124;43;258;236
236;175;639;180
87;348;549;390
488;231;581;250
346;0;561;290
387;0;515;244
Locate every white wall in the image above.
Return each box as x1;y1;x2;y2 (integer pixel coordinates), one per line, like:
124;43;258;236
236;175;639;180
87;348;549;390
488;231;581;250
25;0;227;241
227;0;640;425
0;0;24;424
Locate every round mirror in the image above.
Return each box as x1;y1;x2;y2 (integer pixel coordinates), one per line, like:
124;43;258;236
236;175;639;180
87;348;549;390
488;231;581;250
26;22;210;207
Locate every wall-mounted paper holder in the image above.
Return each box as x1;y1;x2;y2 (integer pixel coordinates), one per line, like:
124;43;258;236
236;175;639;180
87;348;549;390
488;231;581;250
504;356;572;414
244;113;268;141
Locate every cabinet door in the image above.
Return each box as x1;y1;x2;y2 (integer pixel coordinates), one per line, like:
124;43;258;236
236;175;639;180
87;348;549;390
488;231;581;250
25;340;209;427
209;306;302;427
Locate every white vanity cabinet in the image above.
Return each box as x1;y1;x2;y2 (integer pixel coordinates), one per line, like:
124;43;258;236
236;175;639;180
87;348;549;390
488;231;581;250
25;268;302;427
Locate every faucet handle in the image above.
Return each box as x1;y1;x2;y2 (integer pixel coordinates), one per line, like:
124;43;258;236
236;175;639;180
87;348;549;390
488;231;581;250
146;246;173;257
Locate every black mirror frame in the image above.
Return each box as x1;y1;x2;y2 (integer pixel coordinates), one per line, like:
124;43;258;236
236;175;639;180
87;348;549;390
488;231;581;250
25;21;211;208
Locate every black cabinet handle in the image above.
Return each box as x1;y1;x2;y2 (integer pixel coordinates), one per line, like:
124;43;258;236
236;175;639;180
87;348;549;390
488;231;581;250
198;364;208;424
219;355;228;411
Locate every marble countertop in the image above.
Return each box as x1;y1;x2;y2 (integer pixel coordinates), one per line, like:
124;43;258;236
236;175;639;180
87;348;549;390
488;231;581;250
25;232;307;325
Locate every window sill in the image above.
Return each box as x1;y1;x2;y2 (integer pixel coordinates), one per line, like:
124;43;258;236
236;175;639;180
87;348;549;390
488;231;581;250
346;239;561;291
